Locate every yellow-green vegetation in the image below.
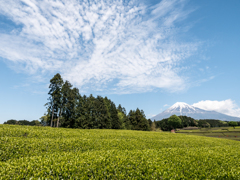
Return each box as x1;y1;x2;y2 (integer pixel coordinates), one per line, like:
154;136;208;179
177;126;240;141
1;125;240;179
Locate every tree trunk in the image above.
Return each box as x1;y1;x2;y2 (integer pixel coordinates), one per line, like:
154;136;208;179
57;117;59;128
57;109;62;128
51;105;54;127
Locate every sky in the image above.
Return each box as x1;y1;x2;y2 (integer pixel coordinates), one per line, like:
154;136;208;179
0;0;240;123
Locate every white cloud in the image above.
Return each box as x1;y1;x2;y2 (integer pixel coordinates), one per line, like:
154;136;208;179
0;0;199;93
164;104;169;107
193;99;240;117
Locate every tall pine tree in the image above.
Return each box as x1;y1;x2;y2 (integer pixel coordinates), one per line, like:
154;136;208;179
110;102;121;129
47;73;63;127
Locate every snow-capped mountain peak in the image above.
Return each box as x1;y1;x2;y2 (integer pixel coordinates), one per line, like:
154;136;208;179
151;102;240;121
169;102;195;109
166;102;196;115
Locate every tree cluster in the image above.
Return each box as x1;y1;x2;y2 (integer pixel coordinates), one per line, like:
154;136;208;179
155;115;198;131
4;119;41;126
198;119;228;127
197;119;240;128
155;115;240;131
228;121;238;128
45;73;150;131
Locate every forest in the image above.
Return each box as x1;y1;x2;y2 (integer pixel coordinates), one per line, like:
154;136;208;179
42;73;150;131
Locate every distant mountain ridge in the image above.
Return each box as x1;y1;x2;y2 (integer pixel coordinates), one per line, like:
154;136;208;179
151;102;240;121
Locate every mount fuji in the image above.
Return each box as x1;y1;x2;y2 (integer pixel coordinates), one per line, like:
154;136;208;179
151;102;240;121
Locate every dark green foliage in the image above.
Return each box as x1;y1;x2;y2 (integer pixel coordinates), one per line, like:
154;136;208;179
44;74;149;131
148;119;152;127
47;73;64;127
128;108;150;131
103;97;112;129
117;104;131;129
199;119;228;127
59;94;148;130
110;102;121;129
228;121;238;128
18;120;32;126
155;116;233;131
168;115;182;129
155;118;168;131
29;120;41;126
178;116;198;127
3;120;41;126
3;119;18;125
61;84;79;128
155;115;198;131
198;120;210;128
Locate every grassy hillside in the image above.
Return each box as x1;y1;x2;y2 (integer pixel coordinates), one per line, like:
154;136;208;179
1;125;240;179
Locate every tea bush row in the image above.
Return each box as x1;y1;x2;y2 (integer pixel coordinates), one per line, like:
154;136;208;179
1;125;240;179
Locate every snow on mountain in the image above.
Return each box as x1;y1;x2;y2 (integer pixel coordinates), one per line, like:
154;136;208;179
151;102;240;121
166;102;196;114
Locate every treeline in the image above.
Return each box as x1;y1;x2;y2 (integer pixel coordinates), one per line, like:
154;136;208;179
43;73;150;131
155;116;240;131
4;119;41;126
195;119;240;128
155;116;198;131
198;119;227;128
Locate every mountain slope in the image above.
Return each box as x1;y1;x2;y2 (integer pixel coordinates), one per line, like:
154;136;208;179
151;102;240;121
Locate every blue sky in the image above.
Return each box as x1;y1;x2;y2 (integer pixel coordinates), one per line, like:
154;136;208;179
0;0;240;123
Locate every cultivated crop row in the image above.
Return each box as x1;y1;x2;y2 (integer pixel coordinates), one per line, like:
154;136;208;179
1;125;240;179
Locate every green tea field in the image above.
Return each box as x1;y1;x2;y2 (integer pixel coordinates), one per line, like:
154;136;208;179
177;126;240;141
1;125;240;179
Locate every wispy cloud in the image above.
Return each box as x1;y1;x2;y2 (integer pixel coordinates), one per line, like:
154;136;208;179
0;0;199;93
193;99;240;117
